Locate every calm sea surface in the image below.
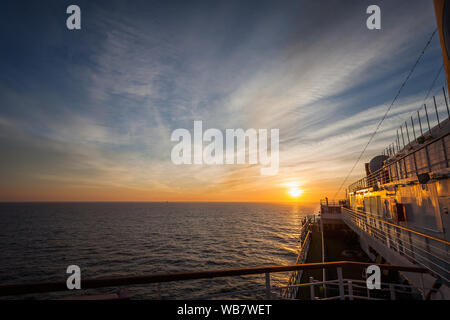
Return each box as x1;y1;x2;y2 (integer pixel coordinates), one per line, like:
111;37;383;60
0;202;316;299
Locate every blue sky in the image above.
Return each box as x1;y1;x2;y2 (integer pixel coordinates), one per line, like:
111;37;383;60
0;0;447;202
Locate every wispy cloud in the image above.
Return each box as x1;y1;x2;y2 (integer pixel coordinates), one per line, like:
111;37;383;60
0;0;445;201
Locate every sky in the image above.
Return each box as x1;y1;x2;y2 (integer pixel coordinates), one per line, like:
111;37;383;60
0;0;447;203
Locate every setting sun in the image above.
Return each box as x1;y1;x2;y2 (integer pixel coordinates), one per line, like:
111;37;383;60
288;187;303;198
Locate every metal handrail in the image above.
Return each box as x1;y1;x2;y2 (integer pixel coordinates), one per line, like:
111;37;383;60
342;208;449;262
193;277;441;300
359;222;449;279
382;87;450;158
345;212;448;275
283;229;312;298
358;213;448;256
320;199;342;206
295;231;311;265
342;207;450;245
278;278;438;299
342;207;449;283
348;130;450;194
0;261;427;297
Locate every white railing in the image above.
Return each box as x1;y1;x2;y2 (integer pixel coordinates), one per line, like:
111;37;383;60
348;87;450;194
289;276;444;300
192;266;439;300
281;215;318;299
282;229;311;299
342;207;450;284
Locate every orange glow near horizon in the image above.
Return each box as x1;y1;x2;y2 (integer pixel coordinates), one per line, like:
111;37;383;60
0;174;346;204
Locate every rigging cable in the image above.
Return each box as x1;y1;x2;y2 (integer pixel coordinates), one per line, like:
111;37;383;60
422;64;444;104
332;28;437;200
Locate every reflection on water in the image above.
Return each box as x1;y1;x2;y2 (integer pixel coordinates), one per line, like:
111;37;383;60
0;202;315;299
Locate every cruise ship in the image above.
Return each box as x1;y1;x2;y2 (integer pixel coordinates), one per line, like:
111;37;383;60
288;0;450;300
0;0;449;301
308;89;450;299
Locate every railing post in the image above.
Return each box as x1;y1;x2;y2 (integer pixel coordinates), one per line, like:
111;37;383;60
265;273;271;300
395;161;400;180
418;110;423;136
433;96;441;128
400;125;406;148
408;231;415;259
403;158;408;178
411;116;416;141
405;121;411;144
348;280;354;300
389;284;396;300
309;276;315;300
157;282;161;300
424;104;431;132
420;273;426;300
337;267;345;300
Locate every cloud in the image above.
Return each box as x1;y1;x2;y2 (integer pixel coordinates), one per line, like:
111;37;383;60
0;0;445;201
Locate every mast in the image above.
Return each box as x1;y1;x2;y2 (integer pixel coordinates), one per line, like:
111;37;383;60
434;0;450;92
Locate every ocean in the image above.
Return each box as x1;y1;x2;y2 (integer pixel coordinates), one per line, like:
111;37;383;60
0;202;315;299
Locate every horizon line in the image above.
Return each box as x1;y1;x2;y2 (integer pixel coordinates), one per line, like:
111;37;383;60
0;200;319;205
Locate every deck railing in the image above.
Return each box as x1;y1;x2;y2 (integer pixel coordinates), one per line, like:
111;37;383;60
0;261;429;300
348;87;450;194
320;199;342;206
282;224;312;299
291;276;443;300
348;130;450;193
342;207;450;284
383;87;450;157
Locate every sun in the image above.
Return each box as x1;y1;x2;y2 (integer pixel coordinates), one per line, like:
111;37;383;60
288;187;303;198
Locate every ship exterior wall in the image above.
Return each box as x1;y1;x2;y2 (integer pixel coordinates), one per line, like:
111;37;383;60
349;177;449;241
